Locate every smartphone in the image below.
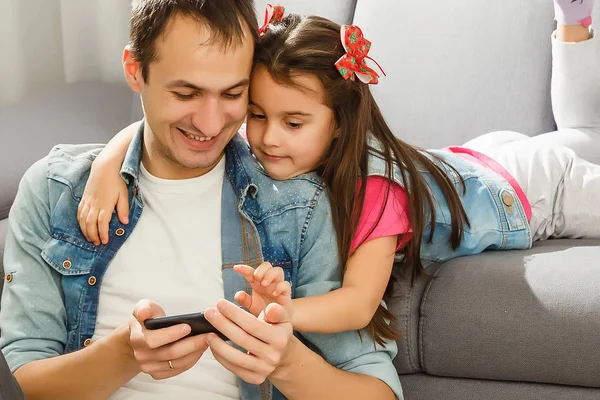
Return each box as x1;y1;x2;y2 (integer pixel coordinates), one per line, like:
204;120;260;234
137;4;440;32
144;312;228;341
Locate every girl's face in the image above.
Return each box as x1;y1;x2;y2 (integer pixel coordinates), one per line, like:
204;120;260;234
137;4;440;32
246;65;338;180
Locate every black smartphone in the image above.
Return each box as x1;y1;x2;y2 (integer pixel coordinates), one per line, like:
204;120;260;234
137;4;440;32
144;312;228;341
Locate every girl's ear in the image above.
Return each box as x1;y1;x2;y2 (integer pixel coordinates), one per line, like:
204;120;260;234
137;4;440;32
331;119;341;139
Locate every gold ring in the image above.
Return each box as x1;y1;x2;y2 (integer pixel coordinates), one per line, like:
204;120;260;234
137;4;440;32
168;360;174;370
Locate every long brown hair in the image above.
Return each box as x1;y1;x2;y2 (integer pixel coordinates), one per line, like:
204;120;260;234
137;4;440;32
255;15;469;345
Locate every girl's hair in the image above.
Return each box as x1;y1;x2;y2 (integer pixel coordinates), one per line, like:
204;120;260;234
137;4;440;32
255;14;469;345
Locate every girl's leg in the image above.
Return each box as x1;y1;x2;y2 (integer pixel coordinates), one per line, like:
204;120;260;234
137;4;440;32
461;131;530;154
547;2;600;163
479;140;600;241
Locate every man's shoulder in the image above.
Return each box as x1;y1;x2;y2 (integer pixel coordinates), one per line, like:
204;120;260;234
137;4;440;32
48;143;105;171
46;143;105;187
16;144;103;198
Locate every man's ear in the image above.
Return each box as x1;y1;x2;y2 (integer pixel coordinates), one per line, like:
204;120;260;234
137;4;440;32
123;47;143;93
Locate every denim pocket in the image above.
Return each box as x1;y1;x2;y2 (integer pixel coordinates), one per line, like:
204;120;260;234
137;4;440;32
42;237;94;276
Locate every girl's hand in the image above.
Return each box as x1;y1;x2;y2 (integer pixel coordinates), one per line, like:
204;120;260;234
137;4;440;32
233;263;293;320
77;162;130;246
554;0;594;27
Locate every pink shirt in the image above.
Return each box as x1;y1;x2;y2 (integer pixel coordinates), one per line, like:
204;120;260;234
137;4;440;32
350;147;531;253
350;177;412;253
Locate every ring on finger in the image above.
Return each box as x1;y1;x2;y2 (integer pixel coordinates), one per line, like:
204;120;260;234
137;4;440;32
168;360;174;370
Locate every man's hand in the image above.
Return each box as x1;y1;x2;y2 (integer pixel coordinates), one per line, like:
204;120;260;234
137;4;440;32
205;300;296;385
129;300;210;380
233;262;293;318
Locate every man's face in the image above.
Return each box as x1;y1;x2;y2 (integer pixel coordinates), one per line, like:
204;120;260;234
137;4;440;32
134;15;254;179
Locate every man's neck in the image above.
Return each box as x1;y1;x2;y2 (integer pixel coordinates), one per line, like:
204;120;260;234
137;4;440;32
141;122;224;180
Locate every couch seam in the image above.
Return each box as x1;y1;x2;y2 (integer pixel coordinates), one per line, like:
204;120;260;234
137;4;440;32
418;263;448;372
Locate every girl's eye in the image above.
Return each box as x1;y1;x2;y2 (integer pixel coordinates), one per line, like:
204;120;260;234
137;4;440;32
249;112;266;120
287;122;303;129
174;92;195;100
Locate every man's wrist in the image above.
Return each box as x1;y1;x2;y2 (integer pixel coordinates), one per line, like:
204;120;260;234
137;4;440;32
99;325;139;375
268;336;302;385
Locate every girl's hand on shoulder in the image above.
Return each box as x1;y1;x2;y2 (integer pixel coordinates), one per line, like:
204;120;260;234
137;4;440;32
77;162;130;246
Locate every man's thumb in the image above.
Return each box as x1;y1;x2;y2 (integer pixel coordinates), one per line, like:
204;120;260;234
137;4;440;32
133;299;165;322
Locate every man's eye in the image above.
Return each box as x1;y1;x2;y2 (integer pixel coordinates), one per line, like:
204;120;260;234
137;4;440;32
174;92;195;100
224;93;243;100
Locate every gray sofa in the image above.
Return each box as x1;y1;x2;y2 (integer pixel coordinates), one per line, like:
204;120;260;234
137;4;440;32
1;1;600;399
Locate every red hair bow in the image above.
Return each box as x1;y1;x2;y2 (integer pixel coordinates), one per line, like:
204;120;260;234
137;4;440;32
335;25;386;84
259;4;285;37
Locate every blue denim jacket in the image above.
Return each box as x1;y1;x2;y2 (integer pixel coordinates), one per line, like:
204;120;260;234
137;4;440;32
0;127;403;400
366;139;532;261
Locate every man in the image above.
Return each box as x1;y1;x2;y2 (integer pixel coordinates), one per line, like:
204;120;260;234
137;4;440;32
0;1;402;399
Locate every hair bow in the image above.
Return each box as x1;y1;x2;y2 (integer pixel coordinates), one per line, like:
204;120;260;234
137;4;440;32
335;25;386;84
258;4;286;37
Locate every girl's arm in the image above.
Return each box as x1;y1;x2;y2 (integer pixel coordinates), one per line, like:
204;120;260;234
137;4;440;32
292;235;397;333
77;121;141;245
235;236;398;333
236;178;409;334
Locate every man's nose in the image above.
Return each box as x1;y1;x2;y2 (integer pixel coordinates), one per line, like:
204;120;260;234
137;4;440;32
192;97;226;137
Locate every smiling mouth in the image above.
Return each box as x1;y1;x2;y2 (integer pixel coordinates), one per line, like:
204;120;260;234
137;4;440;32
178;128;215;142
264;152;286;160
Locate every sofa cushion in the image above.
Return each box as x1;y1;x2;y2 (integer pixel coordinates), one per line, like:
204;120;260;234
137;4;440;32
400;374;600;400
254;0;357;25
353;0;559;148
388;260;441;375
417;240;600;387
0;82;141;222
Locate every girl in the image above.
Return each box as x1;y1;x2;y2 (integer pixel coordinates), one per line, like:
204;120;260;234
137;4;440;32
77;1;600;345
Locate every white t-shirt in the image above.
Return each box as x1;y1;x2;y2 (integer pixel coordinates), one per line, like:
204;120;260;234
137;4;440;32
91;157;240;400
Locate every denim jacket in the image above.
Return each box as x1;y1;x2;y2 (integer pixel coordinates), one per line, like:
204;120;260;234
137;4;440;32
0;126;403;400
366;138;532;262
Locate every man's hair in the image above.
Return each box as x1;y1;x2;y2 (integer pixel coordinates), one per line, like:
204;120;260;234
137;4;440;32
129;0;258;82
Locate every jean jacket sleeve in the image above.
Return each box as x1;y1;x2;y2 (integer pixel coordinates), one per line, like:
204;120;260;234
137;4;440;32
0;157;68;372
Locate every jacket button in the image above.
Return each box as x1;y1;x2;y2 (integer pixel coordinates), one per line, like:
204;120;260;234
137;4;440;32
5;273;13;283
115;228;125;237
63;260;72;269
502;193;514;207
88;276;97;286
83;338;92;347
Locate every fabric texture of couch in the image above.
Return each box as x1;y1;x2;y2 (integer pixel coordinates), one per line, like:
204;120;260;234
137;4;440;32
1;1;599;399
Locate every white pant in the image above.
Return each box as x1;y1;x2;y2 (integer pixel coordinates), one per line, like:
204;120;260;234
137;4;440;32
460;32;600;241
463;131;600;241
